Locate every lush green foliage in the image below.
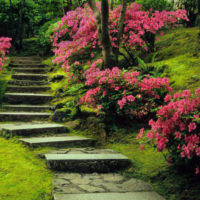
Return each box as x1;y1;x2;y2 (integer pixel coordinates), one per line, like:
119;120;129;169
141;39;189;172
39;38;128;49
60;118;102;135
135;0;172;11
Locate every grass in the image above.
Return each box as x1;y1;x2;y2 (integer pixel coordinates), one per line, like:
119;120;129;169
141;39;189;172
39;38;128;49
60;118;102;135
0;137;54;200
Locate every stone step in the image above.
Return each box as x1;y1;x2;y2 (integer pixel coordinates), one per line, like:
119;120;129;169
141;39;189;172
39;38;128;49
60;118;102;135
13;68;47;74
20;136;94;147
12;74;48;81
54;192;164;200
4;93;52;104
6;86;50;93
0;123;68;136
2;104;53;112
45;152;131;172
8;80;48;86
11;60;42;65
0;112;51;121
12;57;42;61
10;64;47;68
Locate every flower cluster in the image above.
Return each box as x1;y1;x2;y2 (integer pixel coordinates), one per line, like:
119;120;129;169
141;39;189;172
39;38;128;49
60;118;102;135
138;88;200;174
51;2;188;74
80;61;172;119
0;37;12;70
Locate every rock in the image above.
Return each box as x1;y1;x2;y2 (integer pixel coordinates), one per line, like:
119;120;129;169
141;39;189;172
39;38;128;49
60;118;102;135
51;109;71;122
121;178;153;192
78;185;105;193
50;74;64;82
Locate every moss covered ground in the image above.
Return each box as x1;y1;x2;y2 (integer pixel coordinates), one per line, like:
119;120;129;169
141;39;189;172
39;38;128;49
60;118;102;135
152;27;200;92
0;138;54;200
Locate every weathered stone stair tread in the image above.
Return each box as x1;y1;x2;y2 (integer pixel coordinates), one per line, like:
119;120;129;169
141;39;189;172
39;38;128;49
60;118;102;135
45;152;131;172
10;64;47;68
20;136;93;147
5;92;51;96
6;86;50;93
4;93;52;104
2;104;52;112
8;80;49;86
12;74;48;81
13;68;47;73
54;192;164;200
0;112;51;122
12;56;41;60
0;123;68;135
46;154;128;160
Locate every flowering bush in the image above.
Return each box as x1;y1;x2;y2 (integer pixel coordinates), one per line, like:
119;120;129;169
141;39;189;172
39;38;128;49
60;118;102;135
51;2;188;75
80;60;172;132
138;88;200;174
0;37;12;70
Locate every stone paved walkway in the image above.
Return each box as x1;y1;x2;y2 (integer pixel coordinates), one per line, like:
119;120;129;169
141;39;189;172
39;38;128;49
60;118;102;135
0;57;165;200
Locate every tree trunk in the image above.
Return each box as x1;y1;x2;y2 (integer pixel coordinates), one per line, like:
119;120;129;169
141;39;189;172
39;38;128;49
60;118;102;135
88;0;113;67
87;0;102;42
115;0;127;63
62;0;65;15
110;0;114;10
101;0;112;67
17;0;25;49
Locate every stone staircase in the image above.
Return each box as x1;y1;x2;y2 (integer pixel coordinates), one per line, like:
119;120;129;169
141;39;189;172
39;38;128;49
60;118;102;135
0;57;165;200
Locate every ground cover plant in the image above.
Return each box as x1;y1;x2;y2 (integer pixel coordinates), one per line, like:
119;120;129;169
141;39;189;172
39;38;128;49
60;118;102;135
0;138;54;200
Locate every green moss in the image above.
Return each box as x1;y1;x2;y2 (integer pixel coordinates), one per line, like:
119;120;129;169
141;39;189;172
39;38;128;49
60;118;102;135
155;27;200;61
0;138;54;200
150;27;200;92
107;143;167;179
154;54;200;92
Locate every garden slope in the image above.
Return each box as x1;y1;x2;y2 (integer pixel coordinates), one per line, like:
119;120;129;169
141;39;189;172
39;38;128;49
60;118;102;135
153;27;200;92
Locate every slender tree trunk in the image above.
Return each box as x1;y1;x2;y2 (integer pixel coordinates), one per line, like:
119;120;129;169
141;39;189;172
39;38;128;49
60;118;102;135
110;0;114;10
9;0;15;44
17;0;25;49
88;0;113;67
115;0;127;63
62;0;65;15
101;0;112;67
88;0;102;42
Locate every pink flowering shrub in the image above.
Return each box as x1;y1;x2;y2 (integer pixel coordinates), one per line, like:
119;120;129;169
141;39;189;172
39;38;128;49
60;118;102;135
0;37;12;70
138;88;200;174
80;60;172;132
51;2;188;75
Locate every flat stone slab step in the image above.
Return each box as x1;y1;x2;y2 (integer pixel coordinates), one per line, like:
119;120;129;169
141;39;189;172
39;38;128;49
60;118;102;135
20;136;94;147
0;123;68;136
53;173;154;194
2;104;53;112
12;57;42;61
54;192;164;200
6;86;50;93
11;60;42;64
0;112;51;121
8;80;49;86
12;74;48;81
13;68;48;73
10;64;47;68
4;93;52;104
45;148;131;172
